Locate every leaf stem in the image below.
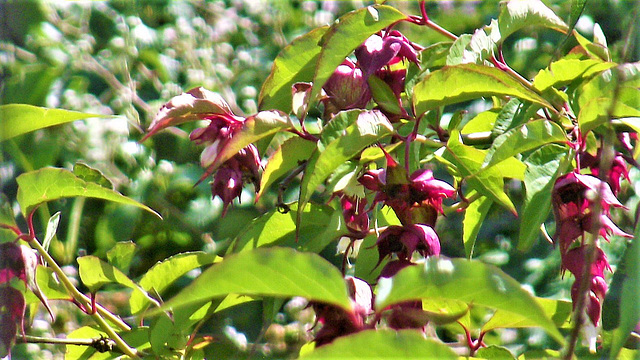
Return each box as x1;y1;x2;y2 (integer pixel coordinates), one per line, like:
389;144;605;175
29;235;139;358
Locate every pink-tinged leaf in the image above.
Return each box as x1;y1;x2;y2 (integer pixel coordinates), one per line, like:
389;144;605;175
0;286;26;357
142;87;236;141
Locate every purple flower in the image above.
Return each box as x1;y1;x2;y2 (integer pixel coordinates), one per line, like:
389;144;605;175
580;152;630;195
375;224;440;266
211;167;244;216
322;59;371;115
340;196;369;237
355;31;422;77
0;286;25;357
552;172;630;254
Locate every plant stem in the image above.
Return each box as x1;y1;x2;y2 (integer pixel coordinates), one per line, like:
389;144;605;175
64;197;85;265
29;236;139;358
18;334;95;346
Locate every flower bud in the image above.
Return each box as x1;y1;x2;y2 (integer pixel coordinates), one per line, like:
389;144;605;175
211;167;244;216
323;59;371;114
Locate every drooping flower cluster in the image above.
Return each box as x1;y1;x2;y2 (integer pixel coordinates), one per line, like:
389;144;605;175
143;87;262;215
551;170;631;326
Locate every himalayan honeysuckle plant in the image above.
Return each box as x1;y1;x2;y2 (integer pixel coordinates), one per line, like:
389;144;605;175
1;1;640;359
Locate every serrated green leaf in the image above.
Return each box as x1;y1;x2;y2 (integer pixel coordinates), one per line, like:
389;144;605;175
533;59;616;92
446;34;472;66
151;247;351;315
518;144;568;251
484;119;567;169
299;110;392;209
491;98;521;137
259;26;328;112
463;195;492;259
258;136;316;199
228;203;343;254
375;257;564;344
308;5;407;106
0;104;107;141
413;64;553;116
320;110;361;149
16;168;160;218
129;251;218;314
578;95;640;134
483;297;572;333
300;329;457;359
207;110;293;174
498;0;568;41
73;162;113;189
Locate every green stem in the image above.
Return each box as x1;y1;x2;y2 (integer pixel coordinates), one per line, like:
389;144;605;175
29;237;139;358
64;197;85;264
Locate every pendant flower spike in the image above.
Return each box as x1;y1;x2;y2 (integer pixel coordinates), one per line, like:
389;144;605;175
142;87;263;215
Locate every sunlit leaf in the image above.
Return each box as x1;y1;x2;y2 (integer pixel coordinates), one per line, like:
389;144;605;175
532;58;616;92
129;251;218;315
463;195;492;259
299;329;457;359
498;0;568;41
0;104;107;141
578;95;640;134
73;162;113;189
299;110;392;209
375;257;564;343
308;5;407;107
413;64;553;116
106;241;137;274
66;326;151;360
259;26;329;112
483;119;567;169
476;345;516;360
483;297;572;332
368;74;402;115
151;247;351;315
16;168;160;218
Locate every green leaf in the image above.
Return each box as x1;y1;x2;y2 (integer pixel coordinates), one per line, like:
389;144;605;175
578;96;640;134
299;110;392;208
42;211;61;255
308;5;407;106
77;256;159;310
16;167;160;218
375;257;564;344
66;326;151;360
483;297;572;332
498;0;568;41
228;203;345;255
443;131;524;214
0;104;107;141
608;222;640;358
518;144;568;251
0;194;18;243
484;119;567;169
421;298;470;326
106;241;137;274
491;98;521;137
151;247;351;315
368;74;402;115
413;64;553;116
447;20;500;65
299;329;457;359
129;251;218;315
35;266;68;300
73;162;113;189
463;195;492;259
532;59;616;92
258;136;316;199
207;110;294;174
476;345;516;360
258;26;329;112
461;109;499;134
320;110;360;149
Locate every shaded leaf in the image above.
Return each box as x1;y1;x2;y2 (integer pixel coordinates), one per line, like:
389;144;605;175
476;345;516;360
0;287;25;358
258;137;316;199
66;326;151;360
368;75;402;115
0;104;106;141
375;257;564;343
16;168;160;218
463;195;492;259
106;241;136;274
152;247;351;315
0;194;18;243
299;329;457;359
259;26;329;112
129;251;218;315
413;64;553;116
308;5;407;106
483;297;572;332
421;298;470;326
498;0;568;41
518;144;568;251
42;211;60;255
